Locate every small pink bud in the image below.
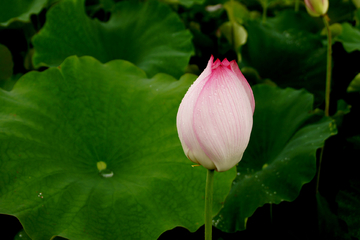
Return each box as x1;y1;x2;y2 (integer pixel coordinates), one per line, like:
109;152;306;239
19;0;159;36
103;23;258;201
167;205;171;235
304;0;329;17
176;56;255;172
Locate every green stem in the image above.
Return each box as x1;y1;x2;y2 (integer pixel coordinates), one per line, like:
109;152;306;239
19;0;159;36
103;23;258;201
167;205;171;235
205;169;215;240
323;15;332;117
295;0;300;12
229;0;236;54
316;15;332;194
262;0;268;24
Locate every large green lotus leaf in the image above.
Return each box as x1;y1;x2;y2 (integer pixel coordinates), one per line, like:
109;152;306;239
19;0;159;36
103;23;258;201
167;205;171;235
0;0;47;26
32;0;194;78
241;13;326;100
0;56;235;240
213;84;337;232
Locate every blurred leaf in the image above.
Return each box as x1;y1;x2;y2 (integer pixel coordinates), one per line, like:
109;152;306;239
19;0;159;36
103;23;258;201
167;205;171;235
0;44;13;80
0;56;235;240
327;0;356;23
161;0;206;7
32;0;194;78
347;73;360;92
241;12;326;101
321;23;343;38
0;73;22;91
265;10;321;33
0;0;47;26
213;84;337;232
332;99;351;127
336;23;360;53
99;0;115;11
223;1;250;24
219;21;248;50
316;194;352;239
356;8;360;26
336;177;360;239
353;0;360;9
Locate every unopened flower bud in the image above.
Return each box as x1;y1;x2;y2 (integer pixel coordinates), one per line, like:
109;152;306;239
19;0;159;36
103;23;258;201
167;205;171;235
304;0;329;17
176;56;254;172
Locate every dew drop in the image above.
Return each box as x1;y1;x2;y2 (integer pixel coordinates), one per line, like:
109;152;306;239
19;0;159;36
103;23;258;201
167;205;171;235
97;161;114;178
100;169;114;178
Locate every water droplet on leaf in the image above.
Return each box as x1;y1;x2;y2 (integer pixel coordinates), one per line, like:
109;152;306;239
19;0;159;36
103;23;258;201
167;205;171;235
100;169;114;178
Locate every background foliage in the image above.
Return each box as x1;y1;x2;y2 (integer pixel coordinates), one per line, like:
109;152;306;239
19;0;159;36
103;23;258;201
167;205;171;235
1;0;359;239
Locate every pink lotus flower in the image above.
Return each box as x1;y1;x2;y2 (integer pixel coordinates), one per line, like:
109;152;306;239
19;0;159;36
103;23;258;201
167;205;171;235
176;56;255;172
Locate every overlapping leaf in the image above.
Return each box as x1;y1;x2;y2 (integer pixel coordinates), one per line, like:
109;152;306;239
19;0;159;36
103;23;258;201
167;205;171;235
0;0;47;26
0;44;13;80
213;84;337;232
32;0;194;78
0;56;235;240
336;23;360;53
241;11;326;101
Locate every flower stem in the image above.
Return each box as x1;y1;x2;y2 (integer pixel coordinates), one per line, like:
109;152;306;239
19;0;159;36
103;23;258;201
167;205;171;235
262;0;268;24
316;15;332;194
323;15;332;117
295;0;300;12
205;169;215;240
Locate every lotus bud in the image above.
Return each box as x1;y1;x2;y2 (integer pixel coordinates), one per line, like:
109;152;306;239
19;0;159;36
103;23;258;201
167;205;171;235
176;56;255;172
304;0;329;17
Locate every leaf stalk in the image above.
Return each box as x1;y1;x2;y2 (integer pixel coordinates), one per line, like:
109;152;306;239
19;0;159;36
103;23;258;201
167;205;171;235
205;169;215;240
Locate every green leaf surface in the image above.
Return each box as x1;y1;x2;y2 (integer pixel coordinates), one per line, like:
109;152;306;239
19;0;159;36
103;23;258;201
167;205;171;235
241;11;326;101
213;84;337;232
0;0;47;26
14;229;32;240
0;56;235;240
14;229;66;240
336;23;360;53
32;0;194;78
